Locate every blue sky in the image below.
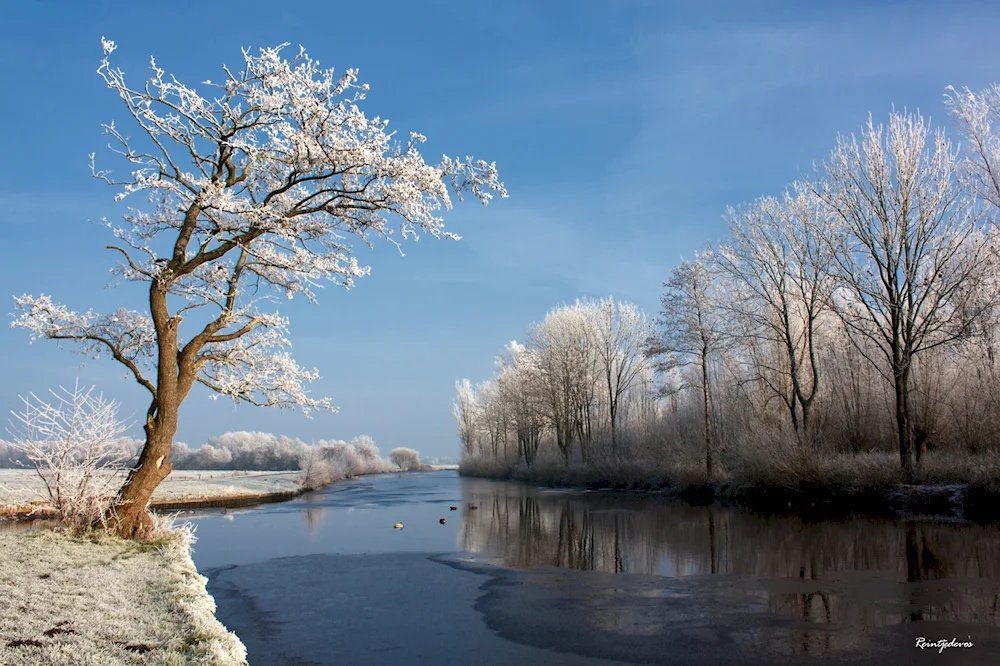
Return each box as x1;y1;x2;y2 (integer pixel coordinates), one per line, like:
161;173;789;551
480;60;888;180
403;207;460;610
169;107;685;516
2;0;999;458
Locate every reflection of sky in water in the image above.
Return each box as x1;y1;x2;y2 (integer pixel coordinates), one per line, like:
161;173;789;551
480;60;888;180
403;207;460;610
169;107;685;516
180;471;1000;663
188;472;466;570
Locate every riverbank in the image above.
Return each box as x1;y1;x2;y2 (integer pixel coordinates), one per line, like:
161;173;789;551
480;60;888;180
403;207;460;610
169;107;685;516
0;468;458;520
0;524;247;665
459;451;1000;522
0;470;305;520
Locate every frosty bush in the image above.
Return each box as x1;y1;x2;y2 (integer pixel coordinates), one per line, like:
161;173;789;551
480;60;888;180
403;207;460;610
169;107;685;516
298;438;396;490
389;447;424;471
6;383;134;526
169;431;306;470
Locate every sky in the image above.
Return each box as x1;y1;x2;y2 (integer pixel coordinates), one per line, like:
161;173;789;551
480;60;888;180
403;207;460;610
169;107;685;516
2;0;1000;459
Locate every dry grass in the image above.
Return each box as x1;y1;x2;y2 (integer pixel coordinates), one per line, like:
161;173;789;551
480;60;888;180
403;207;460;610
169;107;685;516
0;523;246;665
462;441;1000;508
0;470;302;510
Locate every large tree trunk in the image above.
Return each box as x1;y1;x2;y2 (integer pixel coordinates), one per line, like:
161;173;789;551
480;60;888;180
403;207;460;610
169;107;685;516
106;284;186;538
894;368;915;483
108;423;174;538
701;346;714;481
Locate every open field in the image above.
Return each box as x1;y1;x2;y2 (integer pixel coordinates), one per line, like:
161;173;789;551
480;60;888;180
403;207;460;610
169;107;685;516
0;470;303;518
0;524;246;665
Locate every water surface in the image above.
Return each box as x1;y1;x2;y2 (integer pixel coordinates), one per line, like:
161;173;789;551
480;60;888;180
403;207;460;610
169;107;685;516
191;471;1000;665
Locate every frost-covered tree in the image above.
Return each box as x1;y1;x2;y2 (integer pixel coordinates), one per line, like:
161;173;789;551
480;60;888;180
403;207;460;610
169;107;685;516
718;184;836;446
453;379;479;457
647;256;729;479
815;111;993;478
477;378;510;460
495;341;546;465
591;298;651;452
945;84;1000;212
10;40;506;538
298;436;393;489
389;447;422;471
529;302;599;463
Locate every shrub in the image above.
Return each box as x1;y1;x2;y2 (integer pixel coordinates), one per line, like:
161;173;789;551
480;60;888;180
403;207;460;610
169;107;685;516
6;382;133;527
389;447;424;471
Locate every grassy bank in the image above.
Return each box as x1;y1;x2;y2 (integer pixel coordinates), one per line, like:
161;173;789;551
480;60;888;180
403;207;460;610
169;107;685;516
0;470;301;505
0;470;305;521
0;467;452;520
0;524;246;665
460;450;1000;522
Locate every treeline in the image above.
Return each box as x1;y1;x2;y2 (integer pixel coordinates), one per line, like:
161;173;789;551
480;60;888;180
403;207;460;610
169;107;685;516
0;431;421;475
456;85;1000;488
171;432;386;471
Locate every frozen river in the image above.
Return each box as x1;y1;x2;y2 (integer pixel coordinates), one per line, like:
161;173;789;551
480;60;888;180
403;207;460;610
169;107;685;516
191;470;1000;665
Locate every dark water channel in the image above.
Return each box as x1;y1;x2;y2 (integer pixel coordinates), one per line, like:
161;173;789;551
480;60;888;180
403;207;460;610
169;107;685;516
190;471;1000;665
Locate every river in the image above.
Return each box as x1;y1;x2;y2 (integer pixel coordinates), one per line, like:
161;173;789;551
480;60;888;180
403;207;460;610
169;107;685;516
190;470;1000;665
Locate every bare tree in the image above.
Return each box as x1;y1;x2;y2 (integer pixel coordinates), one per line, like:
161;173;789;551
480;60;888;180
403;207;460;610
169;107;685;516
453;379;479;457
478;378;510;460
494;341;545;465
647;255;728;479
815;111;993;479
528;303;597;463
11;40;505;537
945;84;1000;211
7;382;133;526
592;298;651;454
717;183;836;447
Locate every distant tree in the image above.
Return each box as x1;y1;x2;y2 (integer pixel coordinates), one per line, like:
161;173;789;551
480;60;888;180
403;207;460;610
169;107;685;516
528;303;598;463
591;298;651;454
494;341;545;465
389;447;422;471
350;435;380;463
647;255;728;479
478;378;510;460
815;111;993;478
453;379;479;457
11;40;506;538
299;436;393;489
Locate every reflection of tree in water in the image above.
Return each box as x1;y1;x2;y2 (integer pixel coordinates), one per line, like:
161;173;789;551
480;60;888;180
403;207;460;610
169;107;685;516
301;505;327;536
556;502;595;570
460;479;1000;651
904;519;949;623
708;510;717;575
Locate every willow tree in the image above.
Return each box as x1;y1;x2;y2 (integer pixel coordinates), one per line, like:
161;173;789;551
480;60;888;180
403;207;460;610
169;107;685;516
12;39;506;538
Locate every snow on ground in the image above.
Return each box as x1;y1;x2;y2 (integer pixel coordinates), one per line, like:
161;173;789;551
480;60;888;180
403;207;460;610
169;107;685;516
0;470;301;508
0;524;247;665
148;471;301;500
